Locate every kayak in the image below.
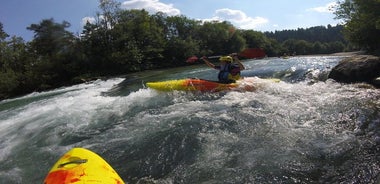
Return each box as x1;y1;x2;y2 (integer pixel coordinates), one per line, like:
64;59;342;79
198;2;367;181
44;148;124;184
146;77;280;92
146;78;238;92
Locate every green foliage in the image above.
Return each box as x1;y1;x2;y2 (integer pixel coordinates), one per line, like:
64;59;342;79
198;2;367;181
0;23;9;40
0;70;20;99
27;19;73;56
197;21;243;55
26;18;82;88
265;25;351;56
162;15;202;64
265;25;346;43
334;0;380;53
242;30;267;48
0;23;31;99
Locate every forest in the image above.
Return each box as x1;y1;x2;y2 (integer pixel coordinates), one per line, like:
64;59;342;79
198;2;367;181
1;0;379;100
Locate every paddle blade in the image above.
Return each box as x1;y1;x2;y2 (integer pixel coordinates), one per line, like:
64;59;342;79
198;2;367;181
186;56;198;63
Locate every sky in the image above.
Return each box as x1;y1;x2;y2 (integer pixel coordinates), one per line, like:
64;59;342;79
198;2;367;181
0;0;341;41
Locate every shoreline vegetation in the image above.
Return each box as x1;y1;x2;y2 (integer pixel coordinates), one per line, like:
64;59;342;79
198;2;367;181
1;0;379;101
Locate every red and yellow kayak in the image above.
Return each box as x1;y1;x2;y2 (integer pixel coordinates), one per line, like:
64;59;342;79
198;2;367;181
146;77;280;92
44;148;124;184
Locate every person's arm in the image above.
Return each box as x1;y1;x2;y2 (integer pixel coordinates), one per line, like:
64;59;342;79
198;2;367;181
231;54;245;70
201;56;215;68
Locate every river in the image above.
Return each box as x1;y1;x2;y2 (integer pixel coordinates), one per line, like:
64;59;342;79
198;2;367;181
0;56;379;183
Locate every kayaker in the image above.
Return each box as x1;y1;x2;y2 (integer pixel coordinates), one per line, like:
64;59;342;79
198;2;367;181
201;53;245;83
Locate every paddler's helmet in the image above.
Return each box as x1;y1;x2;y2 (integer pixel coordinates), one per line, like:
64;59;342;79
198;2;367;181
219;56;233;63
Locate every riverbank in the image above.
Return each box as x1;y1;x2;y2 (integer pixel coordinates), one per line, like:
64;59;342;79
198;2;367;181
329;51;366;56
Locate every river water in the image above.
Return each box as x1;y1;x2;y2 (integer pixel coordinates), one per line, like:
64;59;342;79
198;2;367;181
0;56;379;183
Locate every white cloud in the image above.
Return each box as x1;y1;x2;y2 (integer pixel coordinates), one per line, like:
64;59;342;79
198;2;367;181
308;2;337;13
81;2;268;30
208;8;269;30
81;16;96;26
121;0;180;16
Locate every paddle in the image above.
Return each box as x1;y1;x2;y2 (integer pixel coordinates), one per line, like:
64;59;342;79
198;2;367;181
186;48;266;63
207;55;223;59
185;55;224;63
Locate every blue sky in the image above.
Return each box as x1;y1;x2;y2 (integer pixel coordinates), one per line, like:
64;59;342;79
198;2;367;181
0;0;341;41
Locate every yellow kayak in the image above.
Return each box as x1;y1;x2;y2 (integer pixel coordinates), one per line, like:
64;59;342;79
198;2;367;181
146;78;238;92
44;148;124;184
146;77;280;92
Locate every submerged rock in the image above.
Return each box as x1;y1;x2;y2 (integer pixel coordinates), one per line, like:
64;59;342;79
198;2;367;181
328;55;380;87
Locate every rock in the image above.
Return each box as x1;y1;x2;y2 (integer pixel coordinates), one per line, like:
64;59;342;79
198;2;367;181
373;77;380;87
328;55;380;87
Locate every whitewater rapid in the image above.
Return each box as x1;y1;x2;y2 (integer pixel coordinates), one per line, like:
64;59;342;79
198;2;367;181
0;56;379;183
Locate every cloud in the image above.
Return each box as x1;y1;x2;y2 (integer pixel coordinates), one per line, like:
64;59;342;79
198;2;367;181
81;16;96;26
207;8;268;30
307;2;337;13
81;1;268;30
81;0;180;27
121;0;180;16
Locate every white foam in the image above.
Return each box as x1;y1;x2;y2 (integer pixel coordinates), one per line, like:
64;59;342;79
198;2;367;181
0;78;125;161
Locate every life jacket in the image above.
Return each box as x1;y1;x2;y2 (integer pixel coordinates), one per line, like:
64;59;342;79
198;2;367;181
218;63;241;83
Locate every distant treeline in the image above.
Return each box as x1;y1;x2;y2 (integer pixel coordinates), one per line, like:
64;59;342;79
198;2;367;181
0;0;365;100
265;25;346;43
264;25;355;55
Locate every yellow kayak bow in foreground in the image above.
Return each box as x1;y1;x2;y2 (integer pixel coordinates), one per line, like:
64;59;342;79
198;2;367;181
44;148;124;184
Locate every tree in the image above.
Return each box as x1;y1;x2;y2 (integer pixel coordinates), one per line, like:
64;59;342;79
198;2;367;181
0;22;9;69
0;23;8;40
227;29;246;54
0;23;31;99
241;30;266;48
294;40;313;55
164;15;200;40
111;9;167;71
334;0;380;53
27;19;74;56
0;23;17;99
197;21;242;55
27;18;80;89
98;0;121;29
162;15;201;64
313;41;325;54
241;30;284;56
